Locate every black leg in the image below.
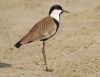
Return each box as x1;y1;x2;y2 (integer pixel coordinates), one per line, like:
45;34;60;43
42;41;54;72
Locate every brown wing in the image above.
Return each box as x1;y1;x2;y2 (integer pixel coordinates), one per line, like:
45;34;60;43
20;16;56;44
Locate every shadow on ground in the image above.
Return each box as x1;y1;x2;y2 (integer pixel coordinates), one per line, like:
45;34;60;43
0;63;12;68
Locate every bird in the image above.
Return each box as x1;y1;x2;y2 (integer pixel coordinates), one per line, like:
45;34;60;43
14;5;69;72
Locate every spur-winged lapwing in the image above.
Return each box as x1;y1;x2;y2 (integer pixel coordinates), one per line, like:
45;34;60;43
14;5;69;72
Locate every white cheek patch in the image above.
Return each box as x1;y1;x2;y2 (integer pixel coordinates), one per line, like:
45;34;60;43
50;9;62;22
53;10;62;14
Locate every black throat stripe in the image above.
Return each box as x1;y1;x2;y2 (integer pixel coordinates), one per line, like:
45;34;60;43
53;18;59;33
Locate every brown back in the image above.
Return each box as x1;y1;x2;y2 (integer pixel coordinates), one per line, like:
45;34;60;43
20;16;57;44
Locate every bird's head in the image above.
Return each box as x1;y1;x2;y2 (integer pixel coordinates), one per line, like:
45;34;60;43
49;5;69;15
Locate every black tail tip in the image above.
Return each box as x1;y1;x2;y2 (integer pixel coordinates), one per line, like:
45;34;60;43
14;41;22;48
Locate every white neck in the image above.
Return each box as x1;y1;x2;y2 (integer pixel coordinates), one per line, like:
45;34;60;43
50;10;62;22
50;13;60;22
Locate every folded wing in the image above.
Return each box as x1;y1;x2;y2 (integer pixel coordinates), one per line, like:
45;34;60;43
20;16;57;44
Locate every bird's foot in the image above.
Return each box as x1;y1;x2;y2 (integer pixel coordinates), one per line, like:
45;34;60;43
46;68;54;72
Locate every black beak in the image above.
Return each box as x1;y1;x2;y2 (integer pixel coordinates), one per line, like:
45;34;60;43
62;9;69;13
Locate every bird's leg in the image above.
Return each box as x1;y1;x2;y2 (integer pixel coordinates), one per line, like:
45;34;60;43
42;41;48;70
42;41;54;72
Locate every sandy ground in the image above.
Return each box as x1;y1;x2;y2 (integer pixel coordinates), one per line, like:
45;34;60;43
0;0;100;77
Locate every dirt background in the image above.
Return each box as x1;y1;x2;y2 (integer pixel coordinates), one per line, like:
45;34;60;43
0;0;100;77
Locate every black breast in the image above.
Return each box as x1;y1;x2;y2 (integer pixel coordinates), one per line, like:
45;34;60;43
53;18;59;32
